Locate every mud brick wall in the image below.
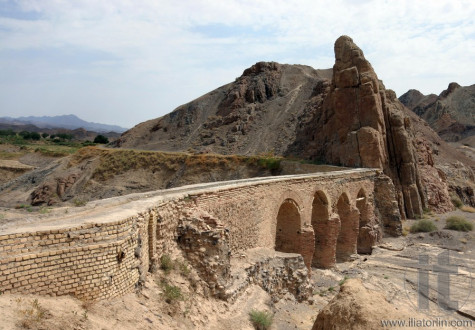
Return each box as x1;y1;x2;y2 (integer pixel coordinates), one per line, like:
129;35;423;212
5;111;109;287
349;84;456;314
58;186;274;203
0;216;146;300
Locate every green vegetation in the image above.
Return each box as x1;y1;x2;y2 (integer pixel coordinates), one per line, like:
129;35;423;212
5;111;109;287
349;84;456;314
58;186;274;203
93;134;109;144
160;254;174;274
338;276;349;286
73;199;87;207
256;157;281;170
451;194;463;208
161;281;183;304
16;204;33;212
445;216;473;232
0;129;16;137
178;260;191;277
249;309;273;330
410;219;437;233
19;131;41;140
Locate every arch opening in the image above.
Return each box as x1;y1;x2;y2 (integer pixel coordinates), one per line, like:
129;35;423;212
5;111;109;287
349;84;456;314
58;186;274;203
275;199;301;254
311;191;330;268
336;193;358;262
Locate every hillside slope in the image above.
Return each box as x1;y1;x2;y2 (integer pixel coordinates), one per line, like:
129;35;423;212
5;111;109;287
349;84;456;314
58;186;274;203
399;83;475;145
114;63;332;155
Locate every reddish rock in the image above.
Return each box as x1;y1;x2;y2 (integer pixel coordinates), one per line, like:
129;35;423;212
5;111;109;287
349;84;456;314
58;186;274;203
310;35;425;219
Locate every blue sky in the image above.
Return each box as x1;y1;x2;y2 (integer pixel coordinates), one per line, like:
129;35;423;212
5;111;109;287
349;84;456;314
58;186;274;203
0;0;474;128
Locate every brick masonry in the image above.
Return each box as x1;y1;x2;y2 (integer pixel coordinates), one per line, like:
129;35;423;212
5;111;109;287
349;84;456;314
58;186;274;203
0;168;386;301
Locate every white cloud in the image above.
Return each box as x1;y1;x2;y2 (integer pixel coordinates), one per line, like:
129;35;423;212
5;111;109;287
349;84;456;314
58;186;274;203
0;0;473;127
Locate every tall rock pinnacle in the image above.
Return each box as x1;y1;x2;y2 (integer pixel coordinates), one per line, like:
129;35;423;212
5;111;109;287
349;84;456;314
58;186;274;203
312;35;426;219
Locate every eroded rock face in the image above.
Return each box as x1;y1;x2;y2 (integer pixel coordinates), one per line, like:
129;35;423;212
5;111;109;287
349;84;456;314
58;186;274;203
177;210;312;302
400;83;475;144
30;173;79;206
177;210;231;299
310;36;426;218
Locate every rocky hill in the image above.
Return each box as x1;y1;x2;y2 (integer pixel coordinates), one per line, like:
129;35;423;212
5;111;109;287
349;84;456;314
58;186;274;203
115;36;475;217
114;63;332;155
399;83;475;145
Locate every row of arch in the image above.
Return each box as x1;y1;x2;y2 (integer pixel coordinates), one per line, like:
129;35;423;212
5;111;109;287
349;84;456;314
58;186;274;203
275;188;371;268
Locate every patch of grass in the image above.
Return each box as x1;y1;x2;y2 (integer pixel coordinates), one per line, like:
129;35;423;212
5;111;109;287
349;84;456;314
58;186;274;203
16;298;48;328
445;216;473;232
461;205;475;213
410;219;437;233
384;275;389;279
451;194;463;208
402;225;410;236
34;147;71;157
256;157;281;171
0;150;24;159
178;260;191;277
338;276;349;286
161;281;183;304
160;254;174;274
249;309;273;330
328;286;335;292
16;204;33;212
39;207;51;214
423;208;433;216
73;199;87;207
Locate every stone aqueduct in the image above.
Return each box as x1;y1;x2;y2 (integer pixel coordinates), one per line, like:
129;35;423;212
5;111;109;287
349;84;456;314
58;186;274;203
0;168;391;301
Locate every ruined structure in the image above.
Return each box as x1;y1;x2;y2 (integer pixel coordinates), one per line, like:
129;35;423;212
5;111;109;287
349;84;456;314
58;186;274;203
0;169;384;301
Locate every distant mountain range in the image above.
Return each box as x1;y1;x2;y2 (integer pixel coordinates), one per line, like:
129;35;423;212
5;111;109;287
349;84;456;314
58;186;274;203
0;114;128;133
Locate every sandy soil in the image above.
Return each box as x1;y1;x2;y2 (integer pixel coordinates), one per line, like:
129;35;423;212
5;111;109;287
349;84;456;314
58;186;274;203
0;209;474;330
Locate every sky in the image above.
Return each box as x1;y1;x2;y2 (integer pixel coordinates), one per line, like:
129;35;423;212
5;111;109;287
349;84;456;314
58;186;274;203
0;0;474;129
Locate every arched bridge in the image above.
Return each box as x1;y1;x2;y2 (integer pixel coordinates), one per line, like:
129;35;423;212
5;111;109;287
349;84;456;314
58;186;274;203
0;168;389;301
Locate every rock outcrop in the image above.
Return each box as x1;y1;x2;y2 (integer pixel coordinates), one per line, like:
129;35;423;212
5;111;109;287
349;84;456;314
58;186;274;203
400;83;475;145
306;36;426;218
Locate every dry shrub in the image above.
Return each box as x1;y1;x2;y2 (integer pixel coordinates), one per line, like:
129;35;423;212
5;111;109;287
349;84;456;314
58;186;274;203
461;205;475;213
445;216;473;232
16;298;49;329
450;194;463;208
249;309;273;330
410;219;437;233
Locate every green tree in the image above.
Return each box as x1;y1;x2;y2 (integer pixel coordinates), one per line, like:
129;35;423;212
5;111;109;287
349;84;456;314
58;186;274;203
29;132;41;140
93;135;109;144
41;132;49;139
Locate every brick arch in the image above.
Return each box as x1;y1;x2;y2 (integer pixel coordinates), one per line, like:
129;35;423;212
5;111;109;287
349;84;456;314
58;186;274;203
311;190;332;268
275;198;301;254
335;192;359;262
